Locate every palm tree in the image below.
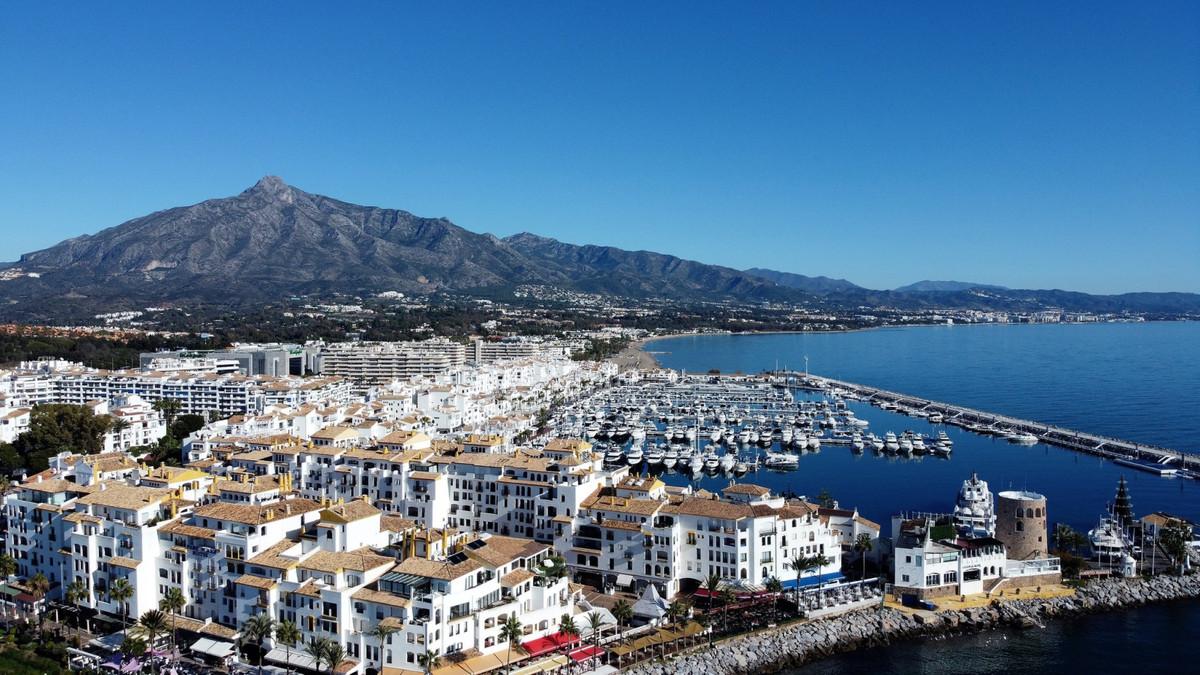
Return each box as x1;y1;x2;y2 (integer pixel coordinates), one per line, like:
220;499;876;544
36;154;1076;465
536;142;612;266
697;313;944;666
853;533;874;580
788;554;826;608
158;587;185;649
703;573;722;612
304;637;332;675
120;634;148;661
764;577;783;624
611;599;633;639
499;615;524;674
416;647;441;675
665;600;687;627
0;553;16;579
243;612;276;675
153;398;183;426
369;623;398;673
584;611;605;671
109;577;135;634
66;579;89;636
718;588;736;632
275;620;301;675
321;641;347;675
28;572;50;630
558;613;580;653
136;609;170;674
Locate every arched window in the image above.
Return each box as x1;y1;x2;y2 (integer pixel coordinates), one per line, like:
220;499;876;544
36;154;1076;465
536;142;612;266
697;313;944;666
740;568;747;579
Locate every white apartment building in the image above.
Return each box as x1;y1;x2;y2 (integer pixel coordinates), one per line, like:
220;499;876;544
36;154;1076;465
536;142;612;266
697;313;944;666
556;479;844;599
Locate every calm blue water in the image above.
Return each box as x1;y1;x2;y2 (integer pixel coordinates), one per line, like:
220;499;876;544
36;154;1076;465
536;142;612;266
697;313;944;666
648;322;1200;674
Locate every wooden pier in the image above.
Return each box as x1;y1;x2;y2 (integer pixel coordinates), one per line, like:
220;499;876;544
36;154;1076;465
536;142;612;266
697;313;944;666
773;371;1199;474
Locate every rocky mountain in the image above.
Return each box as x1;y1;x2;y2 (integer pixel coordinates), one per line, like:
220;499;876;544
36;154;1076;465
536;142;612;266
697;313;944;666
1;177;1196;320
743;268;862;295
894;280;1008;293
0;177;796;314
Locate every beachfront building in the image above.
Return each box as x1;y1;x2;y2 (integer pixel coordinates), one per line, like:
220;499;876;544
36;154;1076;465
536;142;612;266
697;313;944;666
892;517;1062;599
556;479;845;599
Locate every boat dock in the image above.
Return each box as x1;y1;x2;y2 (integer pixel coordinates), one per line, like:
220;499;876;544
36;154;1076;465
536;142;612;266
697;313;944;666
778;372;1199;473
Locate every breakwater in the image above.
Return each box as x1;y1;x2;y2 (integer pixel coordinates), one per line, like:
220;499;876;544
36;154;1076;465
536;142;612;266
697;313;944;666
624;575;1200;675
786;372;1200;472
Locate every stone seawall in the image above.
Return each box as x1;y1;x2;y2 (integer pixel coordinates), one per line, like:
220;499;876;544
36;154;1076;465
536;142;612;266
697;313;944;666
624;575;1200;675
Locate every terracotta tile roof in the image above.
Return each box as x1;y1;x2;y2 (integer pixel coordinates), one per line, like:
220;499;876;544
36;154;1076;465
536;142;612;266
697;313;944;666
236;574;278;590
500;568;535;587
301;548;393;574
391;556;482;581
193;498;323;525
352;587;411;608
77;484;172;510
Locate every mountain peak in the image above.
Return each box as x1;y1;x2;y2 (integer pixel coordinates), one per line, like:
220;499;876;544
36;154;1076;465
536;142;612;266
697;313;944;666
244;175;293;201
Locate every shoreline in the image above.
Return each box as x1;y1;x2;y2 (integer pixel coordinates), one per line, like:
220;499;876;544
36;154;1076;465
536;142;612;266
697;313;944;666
624;574;1200;674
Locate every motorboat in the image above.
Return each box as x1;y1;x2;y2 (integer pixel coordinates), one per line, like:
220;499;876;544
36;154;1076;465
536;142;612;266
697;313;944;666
625;446;643;465
764;452;799;470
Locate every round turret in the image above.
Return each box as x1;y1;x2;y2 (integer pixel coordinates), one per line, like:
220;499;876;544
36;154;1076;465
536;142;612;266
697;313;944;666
996;490;1048;560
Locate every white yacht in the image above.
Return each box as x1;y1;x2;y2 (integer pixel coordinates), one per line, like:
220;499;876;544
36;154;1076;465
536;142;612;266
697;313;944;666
884;431;899;452
1008;431;1039;445
719;452;736;471
807;435;821;450
625;446;643;465
867;433;885;451
644;447;664;465
764;452;799;469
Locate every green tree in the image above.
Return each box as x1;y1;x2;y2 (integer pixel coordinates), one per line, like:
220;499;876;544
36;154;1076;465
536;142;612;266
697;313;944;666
416;647;441;675
153;398;183;426
321;641;347;675
559;613;579;647
611;599;633;638
158;587;186;649
0;554;15;578
28;572;50;630
304;637;332;675
12;404;112;470
275;620;301;675
1159;522;1192;575
718;588;736;632
120;635;148;661
109;577;135;634
853;533;874;580
66;579;90;635
703;573;722;612
369;622;398;673
815;488;835;509
242;612;276;675
135;610;170;674
584;611;606;672
764;577;783;623
499;615;524;674
789;554;823;607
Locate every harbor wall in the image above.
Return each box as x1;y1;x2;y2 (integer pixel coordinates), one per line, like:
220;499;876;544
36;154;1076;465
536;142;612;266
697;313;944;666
623;574;1200;675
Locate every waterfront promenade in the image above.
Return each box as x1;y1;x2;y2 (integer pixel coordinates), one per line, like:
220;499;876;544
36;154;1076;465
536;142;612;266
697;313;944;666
624;574;1200;675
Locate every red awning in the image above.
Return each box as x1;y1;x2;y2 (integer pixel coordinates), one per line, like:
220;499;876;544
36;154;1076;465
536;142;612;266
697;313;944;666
568;646;604;663
522;631;580;657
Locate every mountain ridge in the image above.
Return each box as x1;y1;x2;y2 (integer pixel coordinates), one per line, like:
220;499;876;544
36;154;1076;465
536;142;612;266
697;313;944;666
1;176;1197;320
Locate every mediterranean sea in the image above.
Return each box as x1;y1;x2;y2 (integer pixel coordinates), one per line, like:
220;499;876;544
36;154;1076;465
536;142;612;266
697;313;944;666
647;322;1200;674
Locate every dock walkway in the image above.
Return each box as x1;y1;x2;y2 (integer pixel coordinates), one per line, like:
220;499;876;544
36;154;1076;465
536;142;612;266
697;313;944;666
777;372;1198;473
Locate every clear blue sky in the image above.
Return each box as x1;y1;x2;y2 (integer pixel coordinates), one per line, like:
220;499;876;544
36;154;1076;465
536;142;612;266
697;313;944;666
1;1;1197;293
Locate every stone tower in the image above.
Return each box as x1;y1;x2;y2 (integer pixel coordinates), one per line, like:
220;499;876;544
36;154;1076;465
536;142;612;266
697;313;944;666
996;490;1048;560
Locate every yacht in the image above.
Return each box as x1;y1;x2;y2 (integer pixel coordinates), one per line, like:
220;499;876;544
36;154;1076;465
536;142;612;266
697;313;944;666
703;452;721;471
851;433;865;451
709;428;722;444
689;452;705;471
625;446;643;465
631;427;646;441
719;452;736;471
867;433;885;451
604;448;624;464
928;412;944;424
738;429;752;444
807;435;821;450
764;452;800;470
1008;431;1039;445
663;448;679;468
898;435;913;454
644;447;664;465
1089;516;1137;576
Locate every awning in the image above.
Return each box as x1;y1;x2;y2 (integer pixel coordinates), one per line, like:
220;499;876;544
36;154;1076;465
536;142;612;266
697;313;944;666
266;647;319;670
614;574;633;587
568;646;603;663
189;637;236;659
521;631;580;657
780;572;844;589
510;654;569;675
